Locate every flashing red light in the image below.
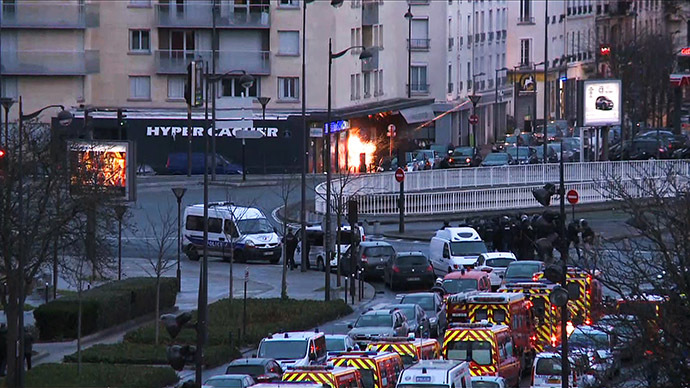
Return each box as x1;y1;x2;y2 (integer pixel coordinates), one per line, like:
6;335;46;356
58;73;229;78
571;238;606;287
426;265;434;273
526;301;533;309
465;157;471;163
600;45;611;56
551;335;557;347
585;318;592;325
681;47;690;56
530;335;537;342
0;150;5;158
532;274;539;281
392;265;401;273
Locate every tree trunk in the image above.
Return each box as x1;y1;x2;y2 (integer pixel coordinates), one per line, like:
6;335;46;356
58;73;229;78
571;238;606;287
5;273;19;388
77;286;82;375
281;217;288;300
155;276;160;345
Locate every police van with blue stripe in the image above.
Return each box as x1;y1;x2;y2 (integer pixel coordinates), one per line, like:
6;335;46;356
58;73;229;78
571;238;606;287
183;202;281;263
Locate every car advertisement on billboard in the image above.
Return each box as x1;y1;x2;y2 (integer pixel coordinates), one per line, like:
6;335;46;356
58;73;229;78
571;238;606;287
582;79;622;126
68;140;135;201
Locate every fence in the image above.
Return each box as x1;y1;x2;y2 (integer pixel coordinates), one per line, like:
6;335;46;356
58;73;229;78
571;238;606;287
315;160;690;216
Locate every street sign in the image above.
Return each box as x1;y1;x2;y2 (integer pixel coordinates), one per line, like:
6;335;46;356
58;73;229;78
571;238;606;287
566;189;579;205
387;124;396;137
395;167;405;183
468;94;481;106
244;267;249;281
469;114;479;125
234;130;264;139
309;127;323;138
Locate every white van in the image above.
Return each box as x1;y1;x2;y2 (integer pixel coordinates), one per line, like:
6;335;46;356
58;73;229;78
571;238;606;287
532;352;590;388
257;331;328;370
429;227;488;275
183;202;281;263
397;360;472;388
294;224;365;271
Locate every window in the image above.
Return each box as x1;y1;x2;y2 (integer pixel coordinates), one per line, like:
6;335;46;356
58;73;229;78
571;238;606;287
350;74;356;100
520;38;531;65
520;0;532;20
279;0;299;7
410;19;430;50
221;77;259;97
350;27;362;54
129;76;151;100
377;69;383;95
356;74;361;99
278;77;299;100
129;29;150;53
364;72;371;97
278;31;299;56
129;0;151;6
167;76;185;99
411;66;428;93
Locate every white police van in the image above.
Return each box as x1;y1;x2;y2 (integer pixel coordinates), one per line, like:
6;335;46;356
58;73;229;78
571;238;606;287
257;331;328;370
429;227;488;275
397;360;472;388
183;202;281;263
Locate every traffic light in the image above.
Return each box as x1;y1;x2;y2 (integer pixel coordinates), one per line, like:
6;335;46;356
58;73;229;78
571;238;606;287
544;264;565;284
347;199;358;226
548;285;569;307
532;183;557;207
185;61;204;107
160;312;197;371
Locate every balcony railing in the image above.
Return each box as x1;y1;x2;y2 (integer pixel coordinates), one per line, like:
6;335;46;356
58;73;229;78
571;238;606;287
408;0;430;4
0;2;99;29
408;39;430;51
156;3;269;28
408;83;430;94
155;50;270;75
0;50;99;75
518;16;535;24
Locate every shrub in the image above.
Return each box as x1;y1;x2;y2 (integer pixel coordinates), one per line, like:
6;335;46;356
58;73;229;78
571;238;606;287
18;363;178;388
34;277;177;341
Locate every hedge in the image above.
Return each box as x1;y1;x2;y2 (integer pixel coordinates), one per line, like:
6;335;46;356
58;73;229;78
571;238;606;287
63;342;241;368
33;277;178;341
10;363;178;388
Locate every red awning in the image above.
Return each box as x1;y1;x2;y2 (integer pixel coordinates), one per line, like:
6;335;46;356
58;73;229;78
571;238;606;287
670;74;690;87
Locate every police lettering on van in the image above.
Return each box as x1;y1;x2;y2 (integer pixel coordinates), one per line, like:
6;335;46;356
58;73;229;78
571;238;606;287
183;202;281;263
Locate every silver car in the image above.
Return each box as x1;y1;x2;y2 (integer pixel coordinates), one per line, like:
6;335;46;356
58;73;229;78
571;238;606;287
476;252;517;291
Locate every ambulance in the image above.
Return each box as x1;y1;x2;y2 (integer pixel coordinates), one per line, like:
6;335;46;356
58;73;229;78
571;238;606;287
282;366;363;388
442;322;521;388
498;282;562;353
446;292;537;375
532;267;604;325
328;351;404;388
397;360;472;388
365;337;441;367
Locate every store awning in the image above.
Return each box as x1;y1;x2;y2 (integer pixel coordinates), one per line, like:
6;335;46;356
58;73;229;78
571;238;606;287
670;74;690;87
400;105;436;124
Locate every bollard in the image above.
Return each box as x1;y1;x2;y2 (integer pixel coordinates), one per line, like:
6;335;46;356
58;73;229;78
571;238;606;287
344;276;348;304
44;283;49;303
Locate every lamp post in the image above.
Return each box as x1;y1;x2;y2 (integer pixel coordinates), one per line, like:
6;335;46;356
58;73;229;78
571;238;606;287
543;0;550;164
210;0;218;181
494;67;509;142
469;72;484;146
405;6;413;98
114;205;127;281
0;98;14;147
16;99;72;388
326;40;373;301
257;97;270;179
171;187;187;292
300;0;315;272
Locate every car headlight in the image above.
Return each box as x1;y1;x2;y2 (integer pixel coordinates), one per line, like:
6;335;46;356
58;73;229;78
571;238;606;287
245;240;255;248
429;317;437;324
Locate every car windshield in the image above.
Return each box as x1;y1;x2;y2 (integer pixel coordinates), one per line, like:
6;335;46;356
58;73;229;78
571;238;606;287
442;278;478;293
569;331;610;349
325;338;346;351
363;246;395;257
471;382;500;388
258;340;307;360
236;218;274;234
483;154;509;163
356;314;392;328
485;258;515;268
401;295;434;311
396;255;428;267
535;357;562;375
395;306;417;321
224;365;265;377
453;147;474;156
506;147;531;158
204;378;245;388
505;263;541;278
446;341;493;365
450;241;488;256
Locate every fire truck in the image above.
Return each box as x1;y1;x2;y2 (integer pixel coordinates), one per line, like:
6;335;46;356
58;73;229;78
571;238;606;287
446;292;537;375
498;282;562;353
532;267;604;325
282;366;363;388
328;351;404;388
365;337;441;367
442;322;520;388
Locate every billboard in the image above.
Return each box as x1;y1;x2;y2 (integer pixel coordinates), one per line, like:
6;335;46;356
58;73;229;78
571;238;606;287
68;140;136;201
581;79;622;126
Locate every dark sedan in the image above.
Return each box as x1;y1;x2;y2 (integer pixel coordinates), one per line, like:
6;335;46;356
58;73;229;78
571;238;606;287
501;260;545;286
448;147;482;168
399;292;446;338
385;303;431;338
481;152;513;167
225;358;283;383
341;241;396;278
506;146;538;164
384;252;435;291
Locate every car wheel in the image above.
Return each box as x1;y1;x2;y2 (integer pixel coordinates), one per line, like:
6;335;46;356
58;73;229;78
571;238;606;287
316;258;325;272
186;246;200;261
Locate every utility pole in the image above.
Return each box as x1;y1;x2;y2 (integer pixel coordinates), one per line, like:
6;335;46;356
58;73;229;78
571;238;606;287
543;0;549;163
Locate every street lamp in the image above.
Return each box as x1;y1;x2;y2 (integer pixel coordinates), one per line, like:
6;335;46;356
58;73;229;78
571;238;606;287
171;187;187;292
114;205;127;281
257;97;271;182
300;0;315;272
0;97;14;147
494;67;509;142
543;0;549;164
209;69;255;181
15;98;72;388
404;6;414;98
469;72;485;146
325;41;373;301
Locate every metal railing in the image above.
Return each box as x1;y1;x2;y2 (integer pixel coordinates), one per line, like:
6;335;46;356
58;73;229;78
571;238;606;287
408;39;430;51
156;3;269;28
0;2;98;28
0;50;100;75
315;160;690;215
155;50;270;75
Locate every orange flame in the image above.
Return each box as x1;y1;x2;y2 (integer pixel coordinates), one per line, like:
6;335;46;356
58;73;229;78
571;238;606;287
346;133;376;173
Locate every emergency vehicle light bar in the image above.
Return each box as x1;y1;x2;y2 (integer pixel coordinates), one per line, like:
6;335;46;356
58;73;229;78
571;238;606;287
469;296;510;303
448;321;493;329
368;336;417;342
329;351;378;357
287;365;335;371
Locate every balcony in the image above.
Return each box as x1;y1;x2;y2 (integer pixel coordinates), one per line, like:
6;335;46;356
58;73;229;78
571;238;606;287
362;0;378;26
408;0;430;4
518;16;535;24
361;49;379;72
408;83;430;95
156;3;269;29
155;50;270;75
408;39;430;51
0;2;99;29
0;50;99;75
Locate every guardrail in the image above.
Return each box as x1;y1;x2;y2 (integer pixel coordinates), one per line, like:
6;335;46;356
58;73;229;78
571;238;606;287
315;160;690;215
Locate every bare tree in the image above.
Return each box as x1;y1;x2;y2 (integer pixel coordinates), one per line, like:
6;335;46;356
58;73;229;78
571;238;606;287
274;174;299;300
139;206;177;345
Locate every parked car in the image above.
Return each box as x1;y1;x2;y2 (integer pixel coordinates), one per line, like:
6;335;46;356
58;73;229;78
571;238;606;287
506;146;538;164
533;145;559;163
568;326;621;380
535;124;566;144
376;156;398;172
504;132;537;147
202;374;255;388
561;137;582;162
637;129;689;150
225;359;283;383
615;138;672;160
340;241;396;279
501;260;545;285
398;292;446;338
325;334;359;354
385;303;431;338
406;149;441;171
476;252;517;291
383;252;435;290
347;308;410;344
480;152;513;167
437;268;492;295
167;152;242;175
471;376;506;388
448;147;482;168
